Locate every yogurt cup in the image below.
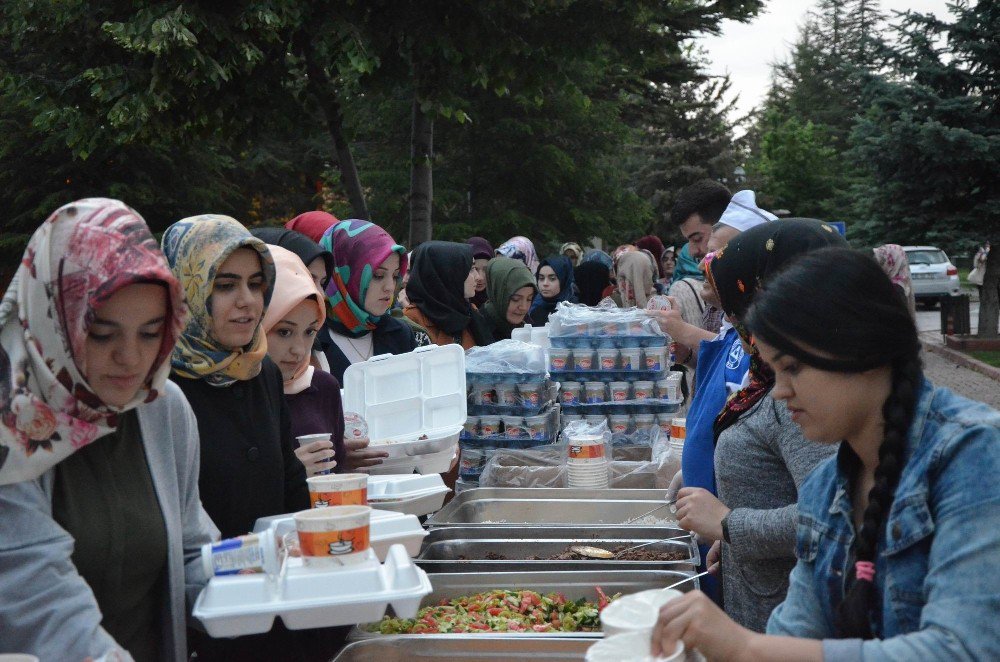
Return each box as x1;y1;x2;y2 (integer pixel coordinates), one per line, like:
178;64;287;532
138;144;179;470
524;414;548;440
600;321;624;336
201;529;279;577
633;414;656;431
584;382;607;404
655;378;677;401
462;416;480;438
608;414;630;434
459;447;489;480
597;348;619;371
574;350;595;371
596;335;619;349
656;414;673;437
308;473;368;508
584;414;607;428
619;348;642;370
474;383;497;405
495;382;520;407
502;415;527;439
561;381;583;405
632;380;655;400
643;347;668;372
608;381;630;402
479;415;502;438
518;382;545;409
548;348;572;372
293;505;371;567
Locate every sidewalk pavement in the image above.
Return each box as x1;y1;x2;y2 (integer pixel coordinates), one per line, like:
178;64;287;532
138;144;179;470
919;331;1000;410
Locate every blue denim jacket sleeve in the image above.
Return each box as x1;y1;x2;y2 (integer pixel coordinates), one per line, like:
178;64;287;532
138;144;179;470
768;383;1000;662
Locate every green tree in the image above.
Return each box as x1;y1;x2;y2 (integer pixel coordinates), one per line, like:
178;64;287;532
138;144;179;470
851;0;999;335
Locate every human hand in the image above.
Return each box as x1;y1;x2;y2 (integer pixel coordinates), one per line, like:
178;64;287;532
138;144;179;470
650;297;686;337
706;540;721;574
342;436;389;472
293;438;337;477
651;590;754;660
675;487;730;542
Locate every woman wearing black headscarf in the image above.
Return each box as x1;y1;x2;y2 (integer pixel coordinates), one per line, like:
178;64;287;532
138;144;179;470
529;255;578;324
404;241;495;348
250;227;333;291
574;261;612;306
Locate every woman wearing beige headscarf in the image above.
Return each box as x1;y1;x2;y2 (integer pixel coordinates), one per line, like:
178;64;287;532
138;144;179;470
614;250;655;308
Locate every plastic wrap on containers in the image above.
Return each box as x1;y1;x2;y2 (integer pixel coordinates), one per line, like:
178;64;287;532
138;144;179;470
478;438;681;490
465;339;548;375
548;301;667;339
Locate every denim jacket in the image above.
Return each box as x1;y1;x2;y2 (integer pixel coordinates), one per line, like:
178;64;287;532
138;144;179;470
767;379;1000;661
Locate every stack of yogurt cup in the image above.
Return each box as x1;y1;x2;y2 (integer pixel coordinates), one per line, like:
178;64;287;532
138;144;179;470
566;432;610;489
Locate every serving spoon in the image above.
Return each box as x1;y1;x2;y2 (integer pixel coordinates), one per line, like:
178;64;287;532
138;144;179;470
571;533;691;559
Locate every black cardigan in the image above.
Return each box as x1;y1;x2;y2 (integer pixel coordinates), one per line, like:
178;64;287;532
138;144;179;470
172;357;309;539
317;315;418;384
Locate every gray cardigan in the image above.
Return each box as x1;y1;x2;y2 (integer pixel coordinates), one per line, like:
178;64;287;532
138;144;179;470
714;394;837;632
0;381;216;661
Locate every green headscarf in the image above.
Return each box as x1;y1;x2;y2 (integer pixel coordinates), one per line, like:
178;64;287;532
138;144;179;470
482;257;536;340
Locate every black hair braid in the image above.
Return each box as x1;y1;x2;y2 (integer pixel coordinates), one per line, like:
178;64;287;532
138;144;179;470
836;352;923;638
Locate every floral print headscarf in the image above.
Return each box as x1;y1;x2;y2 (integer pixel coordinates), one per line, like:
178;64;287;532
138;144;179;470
320;220;408;337
496;236;540;275
873;243;916;317
0;199;187;485
161;215;275;387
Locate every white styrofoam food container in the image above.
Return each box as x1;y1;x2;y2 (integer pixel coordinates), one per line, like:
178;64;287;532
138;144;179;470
367;474;451;516
252;509;429;560
342;345;465;472
193;544;432;637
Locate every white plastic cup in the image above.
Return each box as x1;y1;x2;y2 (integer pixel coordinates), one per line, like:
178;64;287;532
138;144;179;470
524;414;548;440
502;415;527;438
463;416;480;437
655;378;677;401
619;348;642;371
296;432;335;475
597;348;619;371
608;414;630;434
548;348;572;372
307;473;368;508
574;350;595;370
561;381;583;405
633;414;655;431
584;382;607;404
608;381;630;402
479;415;502;438
567;433;606;465
518;382;545;408
294;505;371;567
643;347;668;372
201;529;279;577
495;382;520;407
632;380;655;400
656;414;673;436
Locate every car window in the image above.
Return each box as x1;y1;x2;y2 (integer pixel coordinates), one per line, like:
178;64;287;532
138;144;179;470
905;249;947;265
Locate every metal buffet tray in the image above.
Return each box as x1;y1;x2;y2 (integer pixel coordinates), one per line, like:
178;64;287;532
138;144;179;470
350;569;697;640
416;526;698;573
333;636;594;661
425;487;679;528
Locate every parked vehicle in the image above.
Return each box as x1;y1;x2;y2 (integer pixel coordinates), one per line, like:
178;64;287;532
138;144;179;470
903;246;961;308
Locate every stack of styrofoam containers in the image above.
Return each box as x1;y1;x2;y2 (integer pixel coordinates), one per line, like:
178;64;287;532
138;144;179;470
341;344;465;476
565;431;610;489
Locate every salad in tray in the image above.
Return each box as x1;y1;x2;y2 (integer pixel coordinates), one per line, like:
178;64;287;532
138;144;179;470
372;587;620;634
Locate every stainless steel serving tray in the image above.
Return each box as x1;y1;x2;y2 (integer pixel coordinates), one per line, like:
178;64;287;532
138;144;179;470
350;569;696;640
333;636;594;661
424;487;679;528
415;526;698;573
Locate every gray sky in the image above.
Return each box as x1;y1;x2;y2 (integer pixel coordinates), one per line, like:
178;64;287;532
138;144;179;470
700;0;954;124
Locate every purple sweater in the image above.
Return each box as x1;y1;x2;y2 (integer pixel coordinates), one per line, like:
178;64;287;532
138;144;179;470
286;369;348;474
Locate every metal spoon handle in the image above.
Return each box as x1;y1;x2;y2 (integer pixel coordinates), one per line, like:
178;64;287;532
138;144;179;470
663;570;712;592
621;499;677;525
615;533;691;556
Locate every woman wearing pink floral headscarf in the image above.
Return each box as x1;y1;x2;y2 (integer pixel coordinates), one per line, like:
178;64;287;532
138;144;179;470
873;243;916;317
0;199;215;662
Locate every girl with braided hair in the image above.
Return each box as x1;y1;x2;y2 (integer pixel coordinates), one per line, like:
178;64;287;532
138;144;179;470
652;247;1000;661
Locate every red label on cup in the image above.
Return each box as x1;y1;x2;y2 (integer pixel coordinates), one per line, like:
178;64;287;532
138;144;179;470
569;444;605;460
310;487;367;508
562;391;578;404
601;357;616;369
576;357;593;369
298;525;370;557
635;388;650;399
480;389;496;404
612;390;627;402
551;357;567;370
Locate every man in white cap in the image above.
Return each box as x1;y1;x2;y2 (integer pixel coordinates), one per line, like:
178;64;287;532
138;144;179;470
707;190;778;255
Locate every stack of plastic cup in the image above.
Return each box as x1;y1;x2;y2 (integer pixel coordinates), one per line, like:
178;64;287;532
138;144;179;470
566;433;609;489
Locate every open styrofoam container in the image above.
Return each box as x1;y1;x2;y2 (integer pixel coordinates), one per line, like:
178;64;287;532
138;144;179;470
193;544;432;637
342;345;465;471
366;447;458;476
367;474;451;516
253;508;429;561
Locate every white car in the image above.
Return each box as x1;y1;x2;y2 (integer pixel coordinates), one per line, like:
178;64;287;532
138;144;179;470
903;246;961;308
